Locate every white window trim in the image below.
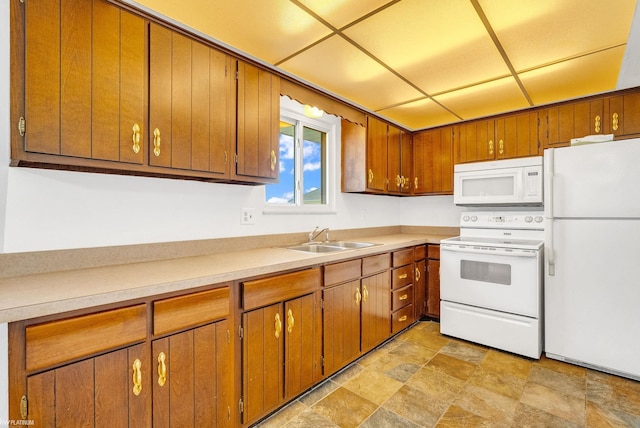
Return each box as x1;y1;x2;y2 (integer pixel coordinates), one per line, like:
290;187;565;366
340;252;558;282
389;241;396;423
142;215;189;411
263;97;338;215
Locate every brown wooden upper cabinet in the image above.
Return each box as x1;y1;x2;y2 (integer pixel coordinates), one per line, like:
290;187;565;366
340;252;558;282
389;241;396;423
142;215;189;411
387;126;412;194
22;0;146;164
412;127;453;195
455;112;539;164
366;116;389;192
149;24;233;178
234;61;280;184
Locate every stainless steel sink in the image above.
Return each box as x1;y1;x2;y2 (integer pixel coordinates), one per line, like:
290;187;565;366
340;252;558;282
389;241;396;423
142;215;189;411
284;241;378;253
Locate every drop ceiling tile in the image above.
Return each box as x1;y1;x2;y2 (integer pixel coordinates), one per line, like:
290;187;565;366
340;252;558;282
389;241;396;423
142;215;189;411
520;46;626;105
434;77;530;120
279;35;425;111
479;0;636;71
297;0;393;29
343;0;510;95
136;0;332;63
378;98;461;130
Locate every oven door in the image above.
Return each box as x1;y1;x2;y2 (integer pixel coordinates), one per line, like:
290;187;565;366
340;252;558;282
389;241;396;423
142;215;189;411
440;244;541;317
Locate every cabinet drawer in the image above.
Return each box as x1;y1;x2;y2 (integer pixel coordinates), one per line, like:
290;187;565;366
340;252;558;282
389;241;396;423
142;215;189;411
324;259;361;286
391;305;414;334
392;285;413;311
154;286;229;336
392;265;413;290
428;244;440;260
414;245;426;260
362;253;390;276
393;248;414;267
26;304;147;372
243;268;321;311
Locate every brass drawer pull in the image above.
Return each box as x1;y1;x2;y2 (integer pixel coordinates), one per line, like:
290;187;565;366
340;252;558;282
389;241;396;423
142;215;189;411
287;308;295;334
157;352;167;387
488;140;494;155
415;267;421;281
613;113;619;131
368;169;374;184
355;288;362;305
595;115;601;133
498;139;504;155
153;128;161;157
398;273;408;279
362;285;368;303
275;313;282;339
399;294;408;301
132;123;141;154
132;358;142;396
414;177;418;189
399;315;408;322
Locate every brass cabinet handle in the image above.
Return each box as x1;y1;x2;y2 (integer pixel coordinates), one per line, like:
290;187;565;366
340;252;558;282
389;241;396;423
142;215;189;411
274;313;282;339
595;115;601;133
399;315;408;322
613;113;619;131
153;128;161;157
488;140;494;155
368;169;374;184
399;273;408;279
270;150;277;171
415;267;421;282
399;294;408;301
287;308;294;334
395;175;401;187
157;352;167;387
498;139;504;155
414;177;418;189
132;123;141;154
355;288;362;305
362;285;368;303
132;358;142;396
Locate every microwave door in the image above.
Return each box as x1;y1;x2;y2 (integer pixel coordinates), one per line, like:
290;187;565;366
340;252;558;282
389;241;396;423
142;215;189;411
454;168;521;205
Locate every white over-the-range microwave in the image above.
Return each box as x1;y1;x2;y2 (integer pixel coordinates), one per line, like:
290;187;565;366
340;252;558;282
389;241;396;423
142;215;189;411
453;156;543;206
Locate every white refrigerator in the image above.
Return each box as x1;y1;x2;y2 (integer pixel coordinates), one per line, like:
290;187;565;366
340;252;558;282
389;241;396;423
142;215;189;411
544;138;640;380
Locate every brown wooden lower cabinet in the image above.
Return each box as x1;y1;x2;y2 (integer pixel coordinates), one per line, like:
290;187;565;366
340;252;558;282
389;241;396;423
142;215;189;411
427;244;441;318
361;270;391;351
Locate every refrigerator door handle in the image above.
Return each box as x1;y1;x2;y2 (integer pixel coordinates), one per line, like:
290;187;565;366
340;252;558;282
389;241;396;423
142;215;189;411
545;150;555;276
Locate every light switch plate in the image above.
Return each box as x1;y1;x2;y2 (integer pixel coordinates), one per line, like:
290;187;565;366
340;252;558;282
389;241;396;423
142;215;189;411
241;208;255;225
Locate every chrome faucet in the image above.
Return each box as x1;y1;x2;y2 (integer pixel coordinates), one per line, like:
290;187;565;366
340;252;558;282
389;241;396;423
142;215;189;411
308;226;330;243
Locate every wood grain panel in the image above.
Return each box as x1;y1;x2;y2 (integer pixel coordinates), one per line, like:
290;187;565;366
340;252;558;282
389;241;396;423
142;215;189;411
26;370;56;426
169;330;195;426
324;259;361;286
56;358;94;426
191;41;211;172
340;119;366;192
170;32;192;170
25;0;61;154
194;323;217;426
94;348;128;428
623;92;640;135
60;0;91;158
284;294;316;399
92;0;120;161
362;253;390;276
258;68;273;178
153;286;229;336
366;116;388;191
243;269;320;311
414;259;427;319
392;248;414;267
391;304;414;334
361;270;390;352
427;259;441;318
149;23;172;167
127;343;151;427
210;50;231;176
392;284;413;311
152;338;170;427
214;321;233;427
392;265;413;290
428;244;440;260
26;304;146;372
414;245;426;260
237;61;258;176
322;280;361;376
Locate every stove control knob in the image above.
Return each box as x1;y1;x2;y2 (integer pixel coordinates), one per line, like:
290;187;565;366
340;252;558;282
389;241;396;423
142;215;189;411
471;215;478;222
463;215;470;222
535;216;544;223
525;216;533;223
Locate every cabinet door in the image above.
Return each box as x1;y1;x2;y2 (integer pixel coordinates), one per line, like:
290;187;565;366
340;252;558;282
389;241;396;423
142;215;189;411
361;270;390;352
414;259;426;319
427;259;441;318
456;120;495;163
152;320;232;428
366;116;388;192
413;127;453;194
322;280;361;376
149;24;232;176
495;112;539;159
236;61;280;182
242;303;283;424
284;293;320;400
387;124;402;193
24;0;145;163
607;92;640;137
26;343;150;427
400;130;412;193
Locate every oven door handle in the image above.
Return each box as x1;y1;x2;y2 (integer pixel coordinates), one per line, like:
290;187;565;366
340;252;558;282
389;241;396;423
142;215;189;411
441;245;538;258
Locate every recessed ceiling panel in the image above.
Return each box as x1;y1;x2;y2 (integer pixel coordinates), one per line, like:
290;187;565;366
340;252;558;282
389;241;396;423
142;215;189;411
378;98;461;130
435;77;530;120
297;0;392;29
479;0;636;71
136;0;332;63
520;47;626;105
279;35;424;111
343;0;510;95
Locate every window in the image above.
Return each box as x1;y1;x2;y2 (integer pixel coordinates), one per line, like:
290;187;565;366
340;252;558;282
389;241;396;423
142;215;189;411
264;97;336;213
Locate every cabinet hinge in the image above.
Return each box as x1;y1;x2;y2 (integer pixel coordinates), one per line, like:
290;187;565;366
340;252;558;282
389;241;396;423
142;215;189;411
238;325;244;339
18;116;26;137
239;398;244;414
321;299;324;309
235;70;239;80
321;356;325;368
234;153;238;164
20;395;28;419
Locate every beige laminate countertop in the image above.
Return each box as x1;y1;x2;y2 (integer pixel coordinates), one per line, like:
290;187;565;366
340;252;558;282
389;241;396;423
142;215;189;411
0;232;453;323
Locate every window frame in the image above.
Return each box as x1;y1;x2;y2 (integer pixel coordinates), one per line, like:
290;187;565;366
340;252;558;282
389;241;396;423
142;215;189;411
263;97;337;215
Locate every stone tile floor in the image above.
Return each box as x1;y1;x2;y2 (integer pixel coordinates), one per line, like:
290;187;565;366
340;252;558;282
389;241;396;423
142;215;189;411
255;321;640;427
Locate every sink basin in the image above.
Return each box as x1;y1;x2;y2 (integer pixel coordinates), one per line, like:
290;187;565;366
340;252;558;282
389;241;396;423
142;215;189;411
284;241;378;253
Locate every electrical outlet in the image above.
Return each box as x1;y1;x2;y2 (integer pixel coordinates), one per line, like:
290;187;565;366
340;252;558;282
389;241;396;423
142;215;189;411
241;208;255;225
